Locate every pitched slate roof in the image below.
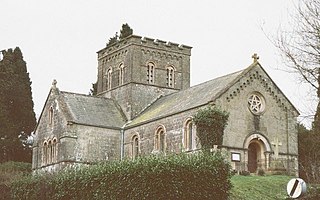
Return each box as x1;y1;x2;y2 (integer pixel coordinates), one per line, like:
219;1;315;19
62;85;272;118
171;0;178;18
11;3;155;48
60;92;127;129
128;66;248;127
127;62;300;127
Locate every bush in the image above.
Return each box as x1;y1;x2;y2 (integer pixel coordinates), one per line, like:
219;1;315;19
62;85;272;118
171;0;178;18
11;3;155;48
11;152;232;200
240;171;251;176
300;184;320;200
0;161;31;200
257;169;265;176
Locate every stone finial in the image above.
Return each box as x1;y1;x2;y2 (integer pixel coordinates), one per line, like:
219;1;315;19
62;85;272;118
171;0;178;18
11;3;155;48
252;53;259;63
52;79;57;88
51;79;60;95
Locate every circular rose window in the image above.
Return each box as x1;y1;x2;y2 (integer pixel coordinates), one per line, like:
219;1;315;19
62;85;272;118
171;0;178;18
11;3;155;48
248;93;265;115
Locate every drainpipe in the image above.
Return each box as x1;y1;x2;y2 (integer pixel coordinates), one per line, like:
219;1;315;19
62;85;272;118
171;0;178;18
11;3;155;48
120;121;131;160
120;128;125;160
286;108;290;174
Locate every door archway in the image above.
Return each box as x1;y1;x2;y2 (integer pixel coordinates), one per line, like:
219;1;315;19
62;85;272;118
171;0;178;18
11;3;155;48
244;133;271;173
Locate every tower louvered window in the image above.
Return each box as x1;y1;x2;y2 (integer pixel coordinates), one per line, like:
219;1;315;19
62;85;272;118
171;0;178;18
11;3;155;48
147;62;155;84
166;66;175;88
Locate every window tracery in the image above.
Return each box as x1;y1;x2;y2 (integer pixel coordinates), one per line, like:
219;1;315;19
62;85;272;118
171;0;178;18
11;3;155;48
42;138;58;166
248;93;265;114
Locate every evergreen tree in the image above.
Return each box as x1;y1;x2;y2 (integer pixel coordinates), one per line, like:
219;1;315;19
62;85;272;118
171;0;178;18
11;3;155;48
0;47;36;163
119;23;133;40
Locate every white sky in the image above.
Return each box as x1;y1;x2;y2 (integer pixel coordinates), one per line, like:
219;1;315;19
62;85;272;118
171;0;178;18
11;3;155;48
0;0;314;127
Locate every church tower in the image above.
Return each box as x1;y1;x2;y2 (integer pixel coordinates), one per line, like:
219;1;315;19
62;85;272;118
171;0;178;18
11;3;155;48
96;35;192;120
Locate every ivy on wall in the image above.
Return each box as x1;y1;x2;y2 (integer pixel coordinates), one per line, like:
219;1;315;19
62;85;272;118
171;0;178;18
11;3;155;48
193;106;229;150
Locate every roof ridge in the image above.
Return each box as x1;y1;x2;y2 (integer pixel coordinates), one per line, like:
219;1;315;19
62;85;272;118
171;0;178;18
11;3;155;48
60;91;112;100
189;68;245;89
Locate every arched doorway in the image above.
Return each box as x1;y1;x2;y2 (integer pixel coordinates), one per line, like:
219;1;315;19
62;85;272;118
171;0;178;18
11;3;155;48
244;133;271;173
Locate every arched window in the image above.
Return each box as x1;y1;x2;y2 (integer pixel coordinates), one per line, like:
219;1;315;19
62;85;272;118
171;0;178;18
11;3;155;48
107;68;112;90
43;141;48;165
48;140;52;164
49;107;53;125
166;66;175;88
132;134;139;159
147;62;155;84
52;138;57;163
184;119;194;151
119;63;124;86
154;126;166;152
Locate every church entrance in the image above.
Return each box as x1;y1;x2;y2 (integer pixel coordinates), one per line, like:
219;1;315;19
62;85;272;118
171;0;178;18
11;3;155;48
244;133;272;173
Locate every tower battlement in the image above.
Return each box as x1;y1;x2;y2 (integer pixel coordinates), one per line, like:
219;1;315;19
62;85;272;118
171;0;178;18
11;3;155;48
97;35;192;59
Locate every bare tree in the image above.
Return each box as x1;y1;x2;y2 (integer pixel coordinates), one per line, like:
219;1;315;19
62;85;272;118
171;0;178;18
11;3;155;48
276;0;320;130
276;0;320;183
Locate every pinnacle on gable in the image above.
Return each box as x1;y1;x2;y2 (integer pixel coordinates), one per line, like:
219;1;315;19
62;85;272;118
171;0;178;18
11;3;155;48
252;53;259;63
51;79;60;94
52;79;57;88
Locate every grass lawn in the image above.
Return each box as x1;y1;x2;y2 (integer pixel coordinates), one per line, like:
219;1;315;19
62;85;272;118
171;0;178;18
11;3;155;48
230;175;293;200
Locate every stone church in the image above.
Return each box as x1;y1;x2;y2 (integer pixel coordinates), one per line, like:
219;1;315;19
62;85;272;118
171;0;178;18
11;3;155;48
32;33;299;174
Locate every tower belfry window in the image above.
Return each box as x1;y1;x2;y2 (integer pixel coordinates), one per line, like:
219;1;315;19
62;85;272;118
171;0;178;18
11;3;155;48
166;66;175;88
107;68;112;90
147;62;155;84
119;63;124;86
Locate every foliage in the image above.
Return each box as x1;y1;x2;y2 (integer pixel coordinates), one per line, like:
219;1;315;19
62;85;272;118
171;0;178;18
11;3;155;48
106;23;133;47
0;161;31;200
0;48;36;163
89;82;97;96
119;23;133;40
298;123;320;183
106;32;119;47
275;1;320;129
300;184;320;200
274;0;320;185
193;106;229;149
257;169;265;176
10;152;232;200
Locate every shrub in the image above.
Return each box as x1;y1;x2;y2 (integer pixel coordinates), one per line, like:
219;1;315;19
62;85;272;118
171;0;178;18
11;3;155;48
0;161;31;200
257;169;265;176
11;152;232;200
240;171;251;176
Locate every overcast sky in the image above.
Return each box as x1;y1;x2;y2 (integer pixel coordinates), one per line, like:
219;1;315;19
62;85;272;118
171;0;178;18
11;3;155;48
1;0;313;127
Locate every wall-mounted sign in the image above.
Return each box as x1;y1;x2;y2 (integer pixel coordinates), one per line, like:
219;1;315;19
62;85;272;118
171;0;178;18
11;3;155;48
231;152;241;162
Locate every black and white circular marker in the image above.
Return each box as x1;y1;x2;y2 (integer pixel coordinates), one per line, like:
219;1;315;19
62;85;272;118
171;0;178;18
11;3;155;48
286;178;307;199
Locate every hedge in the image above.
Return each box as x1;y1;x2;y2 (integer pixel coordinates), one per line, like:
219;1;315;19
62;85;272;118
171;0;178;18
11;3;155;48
10;152;232;200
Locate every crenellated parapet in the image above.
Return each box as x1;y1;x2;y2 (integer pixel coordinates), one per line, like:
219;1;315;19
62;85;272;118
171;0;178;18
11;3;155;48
97;35;192;61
